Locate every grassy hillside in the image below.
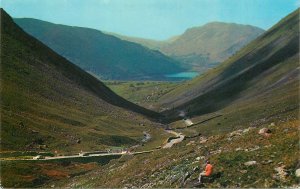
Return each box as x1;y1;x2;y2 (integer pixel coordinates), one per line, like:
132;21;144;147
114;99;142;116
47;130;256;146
54;119;299;188
31;81;299;187
160;22;264;72
159;8;299;122
13;18;185;81
1;9;165;154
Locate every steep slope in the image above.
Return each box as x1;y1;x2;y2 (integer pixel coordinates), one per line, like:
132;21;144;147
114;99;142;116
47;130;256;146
159;9;299;121
13;18;184;80
1;9;162;153
160;22;264;72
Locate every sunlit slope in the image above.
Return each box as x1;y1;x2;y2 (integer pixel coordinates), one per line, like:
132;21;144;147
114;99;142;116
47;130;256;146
160;22;264;71
1;9;161;153
161;22;264;61
107;22;264;72
160;8;299;121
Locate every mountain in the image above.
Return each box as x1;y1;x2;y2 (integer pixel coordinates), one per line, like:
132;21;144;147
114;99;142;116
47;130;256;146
159;9;299;122
160;22;265;72
13;18;185;80
1;8;162;153
108;22;264;73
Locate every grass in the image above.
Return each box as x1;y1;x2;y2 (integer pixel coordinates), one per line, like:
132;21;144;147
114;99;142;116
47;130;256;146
104;81;179;110
0;151;54;159
51;118;299;188
172;79;299;137
206;120;299;188
0;160;100;188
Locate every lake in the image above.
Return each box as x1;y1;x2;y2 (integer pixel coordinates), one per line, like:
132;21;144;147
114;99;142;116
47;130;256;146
165;72;199;79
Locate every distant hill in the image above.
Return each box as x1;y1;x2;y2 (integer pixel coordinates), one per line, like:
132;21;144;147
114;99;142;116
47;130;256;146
159;9;299;121
110;23;264;73
14;18;185;80
105;32;180;50
160;22;265;72
1;9;161;152
104;32;168;50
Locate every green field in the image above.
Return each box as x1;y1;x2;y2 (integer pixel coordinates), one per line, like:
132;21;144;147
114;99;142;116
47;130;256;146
105;81;179;110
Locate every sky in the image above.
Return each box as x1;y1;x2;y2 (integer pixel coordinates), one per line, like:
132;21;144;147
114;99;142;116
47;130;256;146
1;0;299;40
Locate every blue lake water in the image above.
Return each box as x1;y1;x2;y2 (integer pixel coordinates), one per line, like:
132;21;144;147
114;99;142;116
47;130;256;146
165;72;199;79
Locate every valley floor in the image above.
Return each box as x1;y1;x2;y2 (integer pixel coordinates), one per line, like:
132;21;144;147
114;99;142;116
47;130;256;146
1;77;299;188
104;81;180;110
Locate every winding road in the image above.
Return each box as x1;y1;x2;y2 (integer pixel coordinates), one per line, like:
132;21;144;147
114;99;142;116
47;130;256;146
2;118;190;161
162;130;185;149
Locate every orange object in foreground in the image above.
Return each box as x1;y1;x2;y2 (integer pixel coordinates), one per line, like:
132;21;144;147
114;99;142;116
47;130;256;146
205;163;213;176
